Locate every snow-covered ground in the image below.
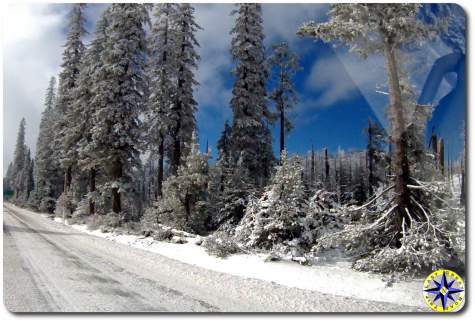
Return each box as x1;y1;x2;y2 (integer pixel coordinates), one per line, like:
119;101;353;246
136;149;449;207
18;205;426;308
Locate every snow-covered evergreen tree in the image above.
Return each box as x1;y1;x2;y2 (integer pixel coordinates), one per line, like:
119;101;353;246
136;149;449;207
53;3;87;193
168;3;201;175
86;4;149;215
145;3;179;196
298;5;462;274
34;77;61;212
365;119;388;196
11;118;27;201
216;120;232;164
144;132;210;234
208;123;253;231
299;3;441;247
67;9;110;215
235;151;308;250
24;149;35;203
3;162;14;198
268;42;300;155
229;4;274;185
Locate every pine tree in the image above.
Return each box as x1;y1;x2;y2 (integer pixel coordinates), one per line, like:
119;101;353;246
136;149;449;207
25;149;35;202
365;119;387;196
168;4;201;175
87;4;149;215
146;132;210;234
324;147;330;184
268;42;300;155
12;118;27;200
54;3;87;194
4;162;14;198
217;121;232;162
299;3;441;246
35;77;61;212
235;150;307;249
68;9;110;215
145;3;179;197
229;4;274;185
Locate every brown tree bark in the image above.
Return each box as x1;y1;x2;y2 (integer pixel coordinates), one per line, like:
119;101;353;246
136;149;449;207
280;102;285;156
157;137;164;198
310;144;315;184
324;147;330;181
438;138;445;175
384;41;412;242
367;120;375;197
111;160;122;214
64;166;72;193
89;167;96;215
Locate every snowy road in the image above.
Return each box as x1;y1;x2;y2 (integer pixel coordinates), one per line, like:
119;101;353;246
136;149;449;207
3;204;424;312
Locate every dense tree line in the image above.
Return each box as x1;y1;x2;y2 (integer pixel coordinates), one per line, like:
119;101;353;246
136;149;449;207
5;3;465;274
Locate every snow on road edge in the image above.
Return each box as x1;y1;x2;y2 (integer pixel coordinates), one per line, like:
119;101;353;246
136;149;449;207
5;203;425;308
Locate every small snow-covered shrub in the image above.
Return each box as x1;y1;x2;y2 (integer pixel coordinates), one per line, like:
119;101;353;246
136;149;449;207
118;221;141;235
207;155;255;233
234;152;308;251
86;215;102;231
203;232;241;258
101;213;121;232
86;213;120;232
39;197;56;214
153;227;173;241
352;223;451;274
68;197;91;225
146;133;210;235
55;191;76;218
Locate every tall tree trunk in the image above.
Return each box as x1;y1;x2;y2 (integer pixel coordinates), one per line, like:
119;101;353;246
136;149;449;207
64;166;72;193
171;21;187;176
184;194;191;223
438;138;445;175
171;133;181;175
171;63;184;176
311;144;315;184
368;120;374;196
384;41;412;242
157;137;164;198
89;167;96;215
430;131;438;156
111;160;122;214
279;99;285;156
324;147;330;181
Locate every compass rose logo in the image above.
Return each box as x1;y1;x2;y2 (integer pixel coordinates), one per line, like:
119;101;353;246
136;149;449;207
423;269;465;312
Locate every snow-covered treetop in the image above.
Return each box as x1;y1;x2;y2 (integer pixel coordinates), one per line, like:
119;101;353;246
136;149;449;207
57;3;87;111
268;42;300;101
298;4;442;57
44;76;56;112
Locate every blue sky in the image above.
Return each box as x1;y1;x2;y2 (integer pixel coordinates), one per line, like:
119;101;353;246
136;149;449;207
3;3;466;170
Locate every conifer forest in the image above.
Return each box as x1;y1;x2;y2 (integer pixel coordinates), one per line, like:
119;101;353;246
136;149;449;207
3;3;466;313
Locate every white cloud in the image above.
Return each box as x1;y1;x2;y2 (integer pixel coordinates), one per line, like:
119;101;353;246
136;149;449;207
263;3;328;45
305;54;358;107
194;4;234;115
3;3;68;168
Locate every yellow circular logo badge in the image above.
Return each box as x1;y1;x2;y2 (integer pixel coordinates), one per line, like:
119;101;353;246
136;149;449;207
423;269;465;312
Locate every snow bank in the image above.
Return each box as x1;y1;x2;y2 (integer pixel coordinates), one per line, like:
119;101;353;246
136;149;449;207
70;222;424;308
5;203;424;308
